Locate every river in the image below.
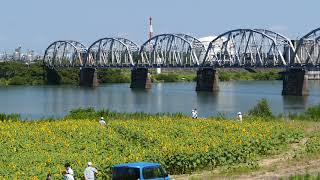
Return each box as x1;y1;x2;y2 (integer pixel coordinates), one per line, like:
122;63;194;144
1;80;320;119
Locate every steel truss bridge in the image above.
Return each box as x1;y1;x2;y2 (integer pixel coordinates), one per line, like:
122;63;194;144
43;28;320;69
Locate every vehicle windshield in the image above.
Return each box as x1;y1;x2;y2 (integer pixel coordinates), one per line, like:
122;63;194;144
112;167;140;180
143;166;168;179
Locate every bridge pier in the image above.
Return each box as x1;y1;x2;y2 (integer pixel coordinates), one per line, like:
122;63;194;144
130;68;152;89
282;68;308;96
79;68;98;87
196;68;219;92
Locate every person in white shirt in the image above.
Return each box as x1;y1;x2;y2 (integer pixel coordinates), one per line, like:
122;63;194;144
192;108;198;119
64;173;74;180
84;162;98;180
99;117;106;125
237;112;243;122
64;163;74;180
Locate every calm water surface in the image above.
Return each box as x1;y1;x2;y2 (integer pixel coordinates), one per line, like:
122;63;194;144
1;81;320;119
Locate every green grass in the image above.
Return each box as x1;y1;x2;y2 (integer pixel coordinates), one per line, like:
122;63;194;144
218;69;281;81
289;105;320;122
285;172;320;180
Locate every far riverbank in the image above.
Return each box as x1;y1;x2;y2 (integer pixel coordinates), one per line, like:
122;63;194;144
0;61;281;86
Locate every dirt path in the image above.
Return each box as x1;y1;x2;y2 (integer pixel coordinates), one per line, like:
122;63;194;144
172;123;320;180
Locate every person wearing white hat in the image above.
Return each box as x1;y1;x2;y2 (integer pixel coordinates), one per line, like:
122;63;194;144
99;117;106;125
84;162;98;180
237;112;243;122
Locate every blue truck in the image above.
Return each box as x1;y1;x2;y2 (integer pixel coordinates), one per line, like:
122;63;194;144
112;162;173;180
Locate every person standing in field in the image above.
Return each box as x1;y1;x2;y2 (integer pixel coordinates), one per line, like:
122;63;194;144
64;163;74;180
237;112;243;122
192;108;198;119
64;173;74;180
84;162;98;180
99;116;106;125
46;173;52;180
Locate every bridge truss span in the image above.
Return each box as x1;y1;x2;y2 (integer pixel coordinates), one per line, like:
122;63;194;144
254;29;299;63
138;34;204;67
202;29;291;68
295;27;320;67
43;40;87;68
86;37;139;67
175;34;206;64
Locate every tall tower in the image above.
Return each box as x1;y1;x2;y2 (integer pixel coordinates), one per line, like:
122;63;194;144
149;17;153;39
149;17;161;74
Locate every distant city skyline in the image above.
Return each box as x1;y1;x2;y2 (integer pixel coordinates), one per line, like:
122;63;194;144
0;0;319;52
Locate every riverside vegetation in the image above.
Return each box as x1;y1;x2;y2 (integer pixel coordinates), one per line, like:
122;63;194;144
0;61;281;86
1;100;320;179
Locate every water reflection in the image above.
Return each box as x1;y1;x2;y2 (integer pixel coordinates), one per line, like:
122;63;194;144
283;95;308;113
196;91;218;116
0;80;320;119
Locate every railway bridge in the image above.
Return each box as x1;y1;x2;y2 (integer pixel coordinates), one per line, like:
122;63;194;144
43;28;320;96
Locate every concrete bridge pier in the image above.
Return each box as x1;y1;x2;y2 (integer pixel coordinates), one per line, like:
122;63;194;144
282;68;308;96
196;68;219;92
130;68;152;89
79;68;98;87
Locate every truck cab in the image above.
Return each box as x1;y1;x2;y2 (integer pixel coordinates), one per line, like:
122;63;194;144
112;162;172;180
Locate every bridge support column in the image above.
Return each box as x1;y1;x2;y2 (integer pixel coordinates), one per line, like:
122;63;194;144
130;68;151;89
196;68;219;92
79;68;98;87
282;68;308;96
45;67;61;84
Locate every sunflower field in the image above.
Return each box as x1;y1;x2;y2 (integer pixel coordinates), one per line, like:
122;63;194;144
0;117;303;179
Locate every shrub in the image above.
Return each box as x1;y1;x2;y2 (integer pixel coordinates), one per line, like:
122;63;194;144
98;69;130;83
288;104;320;121
0;78;9;85
64;107;97;119
299;105;320;121
247;98;274;118
8;76;29;85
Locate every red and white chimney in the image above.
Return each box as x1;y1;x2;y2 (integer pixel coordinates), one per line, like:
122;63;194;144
149;17;153;39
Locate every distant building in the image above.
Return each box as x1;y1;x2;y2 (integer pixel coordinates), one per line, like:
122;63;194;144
0;47;41;63
199;36;219;49
199;36;235;59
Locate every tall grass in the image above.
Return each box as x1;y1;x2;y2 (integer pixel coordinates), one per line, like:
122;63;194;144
0;113;20;121
285;172;320;180
64;107;187;120
289;105;320;121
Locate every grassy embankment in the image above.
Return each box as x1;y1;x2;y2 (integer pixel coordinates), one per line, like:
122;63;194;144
0;61;281;86
2;100;320;179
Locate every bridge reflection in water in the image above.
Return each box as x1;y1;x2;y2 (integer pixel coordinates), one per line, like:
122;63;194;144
1;81;320;119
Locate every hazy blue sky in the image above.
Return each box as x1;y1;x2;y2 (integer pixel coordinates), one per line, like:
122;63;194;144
0;0;319;52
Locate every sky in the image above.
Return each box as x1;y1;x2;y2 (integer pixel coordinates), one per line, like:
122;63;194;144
0;0;319;53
